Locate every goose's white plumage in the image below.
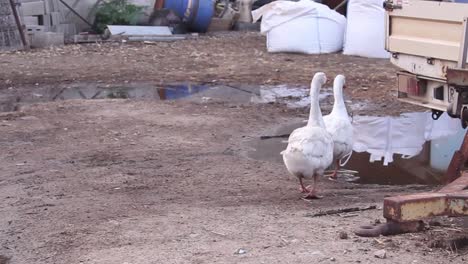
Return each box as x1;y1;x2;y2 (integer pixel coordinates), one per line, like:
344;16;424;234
281;72;333;198
323;75;354;179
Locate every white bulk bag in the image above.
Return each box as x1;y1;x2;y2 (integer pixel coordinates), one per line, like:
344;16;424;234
252;0;346;54
343;0;390;58
352;112;459;165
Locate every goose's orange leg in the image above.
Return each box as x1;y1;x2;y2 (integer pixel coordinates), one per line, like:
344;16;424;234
299;177;310;193
304;174;322;199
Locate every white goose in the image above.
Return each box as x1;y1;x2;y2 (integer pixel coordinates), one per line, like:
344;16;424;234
281;72;334;199
323;75;354;179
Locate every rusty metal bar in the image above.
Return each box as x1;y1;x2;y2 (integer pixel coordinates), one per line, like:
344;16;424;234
356;171;468;237
444;129;468;183
154;0;164;10
458;17;468;69
446;67;468;86
383;172;468;222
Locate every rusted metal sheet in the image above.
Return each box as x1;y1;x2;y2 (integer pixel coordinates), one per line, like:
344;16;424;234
444;129;468;183
154;0;164;10
441;171;468;192
447;67;468;86
383;172;468;222
357;134;468;237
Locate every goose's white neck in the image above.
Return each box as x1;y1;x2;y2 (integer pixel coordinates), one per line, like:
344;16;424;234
331;78;347;116
307;79;325;127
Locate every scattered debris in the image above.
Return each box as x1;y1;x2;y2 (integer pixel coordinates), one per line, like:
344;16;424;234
429;235;468;252
339;231;349;239
235;248;247;255
305;205;377;217
374;249;387;259
106;25;172;36
0;255;10;264
260;134;290;140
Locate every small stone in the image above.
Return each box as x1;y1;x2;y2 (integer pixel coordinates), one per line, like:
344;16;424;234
339;231;348;239
330;257;336;261
374;249;386;259
189;233;199;238
235;248;247;255
428;220;442;227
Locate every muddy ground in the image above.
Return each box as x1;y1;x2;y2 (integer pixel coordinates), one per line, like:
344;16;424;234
0;32;420;115
0;32;467;264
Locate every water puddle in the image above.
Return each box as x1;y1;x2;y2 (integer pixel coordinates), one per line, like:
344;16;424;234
0;82;340;112
246;113;464;185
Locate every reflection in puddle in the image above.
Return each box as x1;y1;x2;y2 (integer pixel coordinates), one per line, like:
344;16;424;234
250;85;332;108
246;113;463;185
247;136;443;185
0;83;336;112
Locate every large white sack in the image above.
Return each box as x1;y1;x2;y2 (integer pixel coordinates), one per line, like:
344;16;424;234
252;0;346;54
343;0;390;58
352;112;459;165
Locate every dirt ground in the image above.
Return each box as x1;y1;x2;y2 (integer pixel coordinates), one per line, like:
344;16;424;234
0;32;467;264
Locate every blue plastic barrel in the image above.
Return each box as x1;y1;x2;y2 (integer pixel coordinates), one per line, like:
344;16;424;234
164;0;215;32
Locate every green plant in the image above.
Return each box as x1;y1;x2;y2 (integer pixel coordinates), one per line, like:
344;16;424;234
93;0;144;34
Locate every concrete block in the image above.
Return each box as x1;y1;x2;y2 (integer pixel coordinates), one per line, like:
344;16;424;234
25;25;47;33
51;0;60;12
50;11;63;25
52;24;76;36
22;16;39;25
21;1;45;16
44;0;52;13
43;13;51;27
73;34;102;43
28;32;64;48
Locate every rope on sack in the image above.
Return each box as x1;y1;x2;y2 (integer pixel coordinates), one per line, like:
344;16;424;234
339;150;353;167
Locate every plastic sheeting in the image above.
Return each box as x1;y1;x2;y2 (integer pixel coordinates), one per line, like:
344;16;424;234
343;0;390;58
352;112;460;165
252;0;346;54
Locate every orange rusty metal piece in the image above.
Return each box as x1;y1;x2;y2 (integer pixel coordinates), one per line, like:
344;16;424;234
383;172;468;222
154;0;164;10
444;129;468;183
356;130;468;236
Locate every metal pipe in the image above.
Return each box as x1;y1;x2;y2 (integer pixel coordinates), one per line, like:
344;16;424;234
58;0;94;28
8;0;28;49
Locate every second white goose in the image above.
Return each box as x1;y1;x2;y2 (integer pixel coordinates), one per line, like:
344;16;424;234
323;75;354;179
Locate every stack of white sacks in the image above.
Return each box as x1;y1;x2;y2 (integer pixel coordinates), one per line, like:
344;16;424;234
252;0;389;58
